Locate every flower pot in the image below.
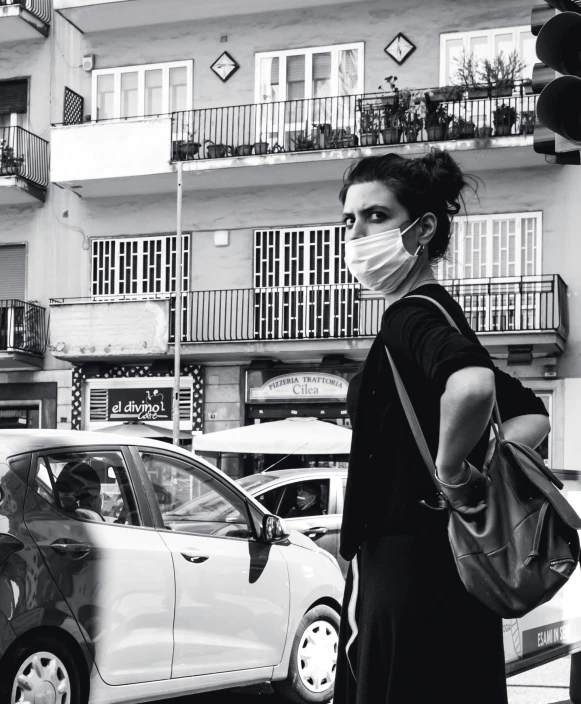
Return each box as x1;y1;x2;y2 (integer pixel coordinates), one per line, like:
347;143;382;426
360;133;379;146
495;124;513;136
467;87;488;99
175;141;200;160
207;144;229;158
382;127;400;145
521;123;535;135
234;144;253;156
491;86;513;98
476;126;493;138
458;124;476;138
427;125;446;141
253;142;269;155
405;130;418;143
333;135;359;148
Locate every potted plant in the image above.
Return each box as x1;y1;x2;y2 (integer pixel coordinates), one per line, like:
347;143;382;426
329;128;359;148
290;131;316;151
452;50;487;99
520;110;535;135
0;140;24;175
172;132;200;160
253;141;269;155
234;144;253;156
476;124;493;138
493;103;517;136
359;105;380;146
313;123;332;149
424;94;451;141
478;50;527;97
378;75;399;106
204;140;233;158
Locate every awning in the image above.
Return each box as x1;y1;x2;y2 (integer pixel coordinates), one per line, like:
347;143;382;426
193;417;352;455
95;422;191;440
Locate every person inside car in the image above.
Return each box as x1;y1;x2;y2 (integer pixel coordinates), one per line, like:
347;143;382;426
55;462;105;521
286;483;325;519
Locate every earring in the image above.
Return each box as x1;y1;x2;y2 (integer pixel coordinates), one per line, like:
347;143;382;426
414;244;425;256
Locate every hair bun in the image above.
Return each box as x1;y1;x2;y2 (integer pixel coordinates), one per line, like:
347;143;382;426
419;149;466;215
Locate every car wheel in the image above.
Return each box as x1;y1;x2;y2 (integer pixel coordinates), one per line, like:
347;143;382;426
0;635;85;704
273;604;339;704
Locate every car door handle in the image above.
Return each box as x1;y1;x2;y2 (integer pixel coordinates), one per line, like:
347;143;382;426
181;552;210;564
51;541;92;559
303;527;328;539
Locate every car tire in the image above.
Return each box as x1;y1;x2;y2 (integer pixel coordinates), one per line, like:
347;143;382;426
273;604;340;704
0;634;85;704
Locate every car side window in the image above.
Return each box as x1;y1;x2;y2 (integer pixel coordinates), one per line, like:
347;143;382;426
140;451;254;540
276;479;330;520
36;450;140;526
255;485;286;515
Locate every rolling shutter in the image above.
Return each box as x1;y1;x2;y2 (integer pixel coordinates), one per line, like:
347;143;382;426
0;80;28;116
0;245;26;300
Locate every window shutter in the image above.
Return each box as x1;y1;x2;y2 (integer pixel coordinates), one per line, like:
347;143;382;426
520;217;537;275
313;53;332;80
0;245;26;300
287;55;305;82
0;80;28;116
270;57;280;85
89;389;108;422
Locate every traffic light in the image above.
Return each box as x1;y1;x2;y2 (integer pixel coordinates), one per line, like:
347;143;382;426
532;0;581;163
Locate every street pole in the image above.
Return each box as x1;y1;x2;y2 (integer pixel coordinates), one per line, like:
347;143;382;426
172;161;183;446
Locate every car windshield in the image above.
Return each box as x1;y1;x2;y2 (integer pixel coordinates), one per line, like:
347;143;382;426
236;475;277;492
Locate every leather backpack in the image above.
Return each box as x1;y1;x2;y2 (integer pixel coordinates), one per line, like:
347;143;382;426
384;294;581;618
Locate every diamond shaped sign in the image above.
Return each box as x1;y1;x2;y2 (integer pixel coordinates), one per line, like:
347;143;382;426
211;51;240;83
385;33;416;65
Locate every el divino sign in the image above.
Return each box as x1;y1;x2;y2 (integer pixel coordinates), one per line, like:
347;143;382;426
107;388;172;421
249;373;349;401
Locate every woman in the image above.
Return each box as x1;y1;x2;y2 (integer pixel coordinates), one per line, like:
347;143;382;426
334;150;550;704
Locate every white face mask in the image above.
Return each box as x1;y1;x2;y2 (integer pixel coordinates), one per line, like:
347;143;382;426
344;218;422;293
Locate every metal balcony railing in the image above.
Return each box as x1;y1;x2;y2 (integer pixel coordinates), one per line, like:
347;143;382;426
0;0;51;24
180;275;567;343
171;89;538;162
0;126;50;188
0;300;46;355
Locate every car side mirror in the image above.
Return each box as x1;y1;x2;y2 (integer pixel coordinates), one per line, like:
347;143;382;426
262;514;290;544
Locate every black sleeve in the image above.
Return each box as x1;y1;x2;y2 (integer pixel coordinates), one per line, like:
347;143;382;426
381;300;495;395
494;367;549;422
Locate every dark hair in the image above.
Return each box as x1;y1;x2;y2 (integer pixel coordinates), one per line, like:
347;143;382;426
339;149;477;262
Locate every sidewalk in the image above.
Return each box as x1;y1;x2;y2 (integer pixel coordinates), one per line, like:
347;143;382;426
508;656;573;704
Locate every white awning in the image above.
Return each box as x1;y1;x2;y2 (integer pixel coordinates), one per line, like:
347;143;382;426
94;422;191;440
193;417;352;455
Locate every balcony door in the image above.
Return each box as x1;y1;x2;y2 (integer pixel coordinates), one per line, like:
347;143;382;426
253;226;358;340
256;44;363;150
438;212;542;332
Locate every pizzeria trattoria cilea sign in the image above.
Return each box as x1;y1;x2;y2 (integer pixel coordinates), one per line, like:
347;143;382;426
107;388;172;421
249;373;349;401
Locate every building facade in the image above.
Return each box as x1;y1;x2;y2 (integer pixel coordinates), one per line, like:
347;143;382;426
1;0;580;477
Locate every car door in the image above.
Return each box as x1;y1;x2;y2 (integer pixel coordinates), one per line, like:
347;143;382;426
23;446;175;686
262;477;340;560
134;448;290;678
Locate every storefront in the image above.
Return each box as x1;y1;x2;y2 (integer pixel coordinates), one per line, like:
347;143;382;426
0;382;58;429
242;367;356;474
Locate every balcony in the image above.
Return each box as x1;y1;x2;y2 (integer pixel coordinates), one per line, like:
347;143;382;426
49;275;568;364
0;127;50;203
0;300;46;369
52;0;365;33
0;0;50;41
51;90;540;199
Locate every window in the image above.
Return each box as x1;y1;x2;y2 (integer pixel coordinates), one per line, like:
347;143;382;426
0;79;28;129
140;452;254;539
254;225;358;339
91;234;190;300
440;26;536;86
437;212;542;280
92;60;193;120
0;244;26;300
36;451;140;526
273;479;330;520
256;43;364;103
535;393;553;466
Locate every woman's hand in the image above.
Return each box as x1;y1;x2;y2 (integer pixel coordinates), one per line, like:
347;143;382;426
435;460;488;516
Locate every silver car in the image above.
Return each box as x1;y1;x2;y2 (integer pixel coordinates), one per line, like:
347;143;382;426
0;431;344;704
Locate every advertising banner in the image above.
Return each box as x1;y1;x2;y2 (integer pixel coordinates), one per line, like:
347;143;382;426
107;388;172;421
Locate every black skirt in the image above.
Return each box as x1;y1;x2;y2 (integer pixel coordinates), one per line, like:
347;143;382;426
334;531;508;704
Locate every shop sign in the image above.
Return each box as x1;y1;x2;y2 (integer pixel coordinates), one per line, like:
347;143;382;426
249;373;349;401
107;388;172;421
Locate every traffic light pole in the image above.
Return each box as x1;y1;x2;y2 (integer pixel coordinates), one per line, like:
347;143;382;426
172;161;183;446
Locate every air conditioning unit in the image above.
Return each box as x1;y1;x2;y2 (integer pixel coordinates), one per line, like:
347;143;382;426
82;55;95;72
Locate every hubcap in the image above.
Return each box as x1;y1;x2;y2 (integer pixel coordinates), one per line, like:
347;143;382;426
11;651;71;704
297;619;338;694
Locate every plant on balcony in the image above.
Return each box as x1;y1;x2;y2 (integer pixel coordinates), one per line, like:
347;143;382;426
477;50;527;97
312;123;333;149
289;130;317;151
0;140;24;175
234;144;254;156
452;49;483;97
421;92;452;141
204;140;233;158
493;103;517;136
378;75;399;106
253;141;269;155
328;128;359;149
359;105;381;146
520;109;536;135
449;103;476;139
476;124;494;138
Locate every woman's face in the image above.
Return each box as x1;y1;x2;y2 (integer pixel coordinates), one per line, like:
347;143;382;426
342;181;419;255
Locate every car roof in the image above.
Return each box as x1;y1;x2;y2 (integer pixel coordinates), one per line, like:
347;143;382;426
248;467;347;481
0;430;199;462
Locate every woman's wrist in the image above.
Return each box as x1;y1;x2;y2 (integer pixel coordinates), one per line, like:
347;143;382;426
435;460;471;486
